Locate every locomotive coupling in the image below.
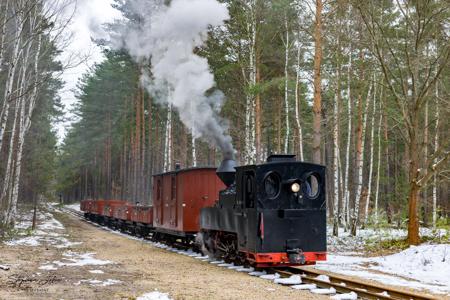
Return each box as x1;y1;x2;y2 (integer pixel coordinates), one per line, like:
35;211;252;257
287;248;306;264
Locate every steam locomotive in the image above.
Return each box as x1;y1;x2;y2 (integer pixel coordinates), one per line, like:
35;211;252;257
80;154;327;267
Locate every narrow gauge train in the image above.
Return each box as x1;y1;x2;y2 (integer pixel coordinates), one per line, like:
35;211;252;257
80;154;327;267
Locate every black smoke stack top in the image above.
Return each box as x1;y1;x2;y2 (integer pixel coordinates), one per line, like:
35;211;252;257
216;158;236;187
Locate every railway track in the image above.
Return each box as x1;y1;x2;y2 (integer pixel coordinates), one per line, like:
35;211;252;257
274;266;438;300
60;207;439;300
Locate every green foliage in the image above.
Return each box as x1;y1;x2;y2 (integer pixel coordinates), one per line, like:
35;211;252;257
365;238;410;253
56;50;141;200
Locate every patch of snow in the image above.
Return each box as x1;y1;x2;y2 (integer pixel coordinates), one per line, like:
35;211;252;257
137;291;173;300
260;273;280;280
227;265;243;270
291;284;317;290
317;244;450;294
89;269;105;274
311;287;336;295
274;275;301;285
5;236;41;246
65;203;81;212
101;279;121;286
315;274;330;282
210;260;224;264
330;292;358;300
39;265;58;271
4;208;82;250
195;255;209;259
377;291;390;297
76;278;121;286
370;244;450;287
53;252;112;267
236;267;254;272
249;270;266;276
55;239;82;249
38;218;64;230
218;263;234;267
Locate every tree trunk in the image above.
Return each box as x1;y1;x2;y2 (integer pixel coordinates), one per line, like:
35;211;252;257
283;14;290;154
363;75;377;226
0;7;23;153
312;0;323;164
343;42;352;230
191;131;197;167
294;34;304;161
332;91;340;236
255;44;262;163
432;80;439;229
7;33;42;225
374;85;383;225
407;112;420;245
0;0;9;73
163;103;172;172
351;75;371;236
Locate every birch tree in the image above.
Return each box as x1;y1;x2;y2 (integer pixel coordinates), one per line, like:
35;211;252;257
358;0;450;244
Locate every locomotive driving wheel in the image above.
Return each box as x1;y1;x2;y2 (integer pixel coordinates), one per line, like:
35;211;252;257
201;230;244;264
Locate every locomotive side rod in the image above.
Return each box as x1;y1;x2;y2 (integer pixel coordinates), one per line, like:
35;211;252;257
274;267;437;300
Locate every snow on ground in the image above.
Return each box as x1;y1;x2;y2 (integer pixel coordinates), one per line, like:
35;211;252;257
75;278;122;287
137;291;173;300
316;243;450;295
4;209;77;248
65;203;81;212
5;204;115;288
327;226;448;253
52;251;112;267
39;264;58;271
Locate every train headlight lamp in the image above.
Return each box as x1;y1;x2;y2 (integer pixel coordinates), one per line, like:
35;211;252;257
291;182;301;193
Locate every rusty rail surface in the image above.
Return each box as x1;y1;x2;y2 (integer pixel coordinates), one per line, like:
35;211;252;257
275;266;439;300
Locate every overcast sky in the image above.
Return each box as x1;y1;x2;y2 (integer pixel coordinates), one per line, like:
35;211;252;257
56;0;120;141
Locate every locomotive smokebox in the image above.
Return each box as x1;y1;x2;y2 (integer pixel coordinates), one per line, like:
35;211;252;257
216;159;236;187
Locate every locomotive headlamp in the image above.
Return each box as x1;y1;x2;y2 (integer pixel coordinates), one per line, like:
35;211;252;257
291;182;301;193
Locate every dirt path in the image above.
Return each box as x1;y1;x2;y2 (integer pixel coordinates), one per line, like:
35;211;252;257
0;210;329;300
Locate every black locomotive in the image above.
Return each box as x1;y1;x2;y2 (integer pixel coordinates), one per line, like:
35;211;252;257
200;154;327;267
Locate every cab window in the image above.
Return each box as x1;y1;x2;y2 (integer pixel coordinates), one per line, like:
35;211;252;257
243;172;255;208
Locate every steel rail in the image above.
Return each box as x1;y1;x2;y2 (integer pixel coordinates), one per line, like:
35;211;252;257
274;267;438;300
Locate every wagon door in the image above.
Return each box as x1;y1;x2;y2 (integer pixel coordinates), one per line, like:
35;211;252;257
170;175;178;228
154;177;163;226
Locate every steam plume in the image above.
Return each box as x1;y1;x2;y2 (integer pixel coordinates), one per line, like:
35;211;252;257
113;0;235;159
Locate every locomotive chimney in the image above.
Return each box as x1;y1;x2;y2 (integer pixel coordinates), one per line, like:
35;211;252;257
216;158;236;187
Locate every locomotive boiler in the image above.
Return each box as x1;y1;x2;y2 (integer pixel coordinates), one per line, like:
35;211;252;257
200;154;327;267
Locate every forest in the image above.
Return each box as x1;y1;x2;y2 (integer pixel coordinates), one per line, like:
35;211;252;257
0;0;449;247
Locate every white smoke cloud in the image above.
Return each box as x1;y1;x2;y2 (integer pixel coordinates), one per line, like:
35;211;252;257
113;0;234;159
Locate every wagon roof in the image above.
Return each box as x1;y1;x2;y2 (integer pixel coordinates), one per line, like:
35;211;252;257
152;166;217;177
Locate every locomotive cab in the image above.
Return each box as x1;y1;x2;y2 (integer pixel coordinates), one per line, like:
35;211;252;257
200;154;327;267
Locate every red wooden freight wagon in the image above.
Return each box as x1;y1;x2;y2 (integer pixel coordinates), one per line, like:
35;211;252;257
152;167;225;240
91;199;106;215
103;200;129;218
80;199;94;213
113;202;133;221
130;205;153;225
